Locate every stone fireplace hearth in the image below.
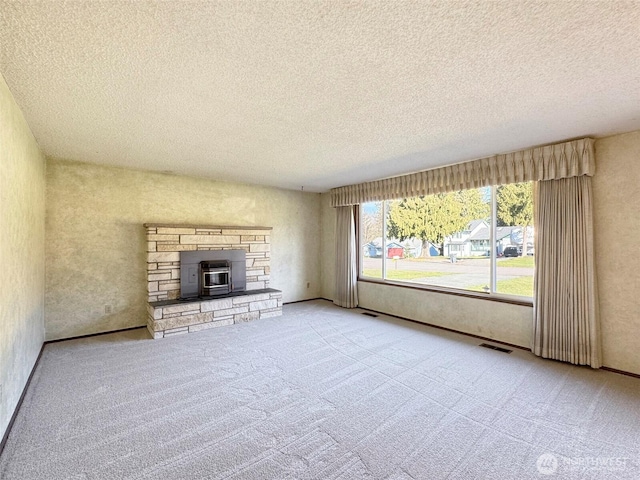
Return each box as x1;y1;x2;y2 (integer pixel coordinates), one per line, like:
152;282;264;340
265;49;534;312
144;224;282;338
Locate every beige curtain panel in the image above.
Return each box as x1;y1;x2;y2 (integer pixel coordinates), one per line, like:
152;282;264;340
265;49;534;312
334;206;359;308
330;137;595;207
533;176;601;367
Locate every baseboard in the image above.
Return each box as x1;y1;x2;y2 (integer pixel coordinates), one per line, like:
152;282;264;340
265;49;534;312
601;366;640;379
283;297;331;305
357;306;530;352
0;342;46;458
45;325;147;344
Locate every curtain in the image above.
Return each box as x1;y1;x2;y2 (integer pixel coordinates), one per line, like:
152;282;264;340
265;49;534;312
533;176;601;367
331;137;594;206
334;206;358;308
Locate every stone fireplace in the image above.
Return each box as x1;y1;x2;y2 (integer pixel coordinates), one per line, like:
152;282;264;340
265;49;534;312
144;224;282;338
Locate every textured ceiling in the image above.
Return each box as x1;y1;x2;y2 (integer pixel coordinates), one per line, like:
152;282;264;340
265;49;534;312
1;1;639;192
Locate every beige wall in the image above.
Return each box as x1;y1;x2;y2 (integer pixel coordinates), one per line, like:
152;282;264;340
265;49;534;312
320;130;640;374
358;283;532;347
45;159;321;340
0;76;46;440
593;131;640;374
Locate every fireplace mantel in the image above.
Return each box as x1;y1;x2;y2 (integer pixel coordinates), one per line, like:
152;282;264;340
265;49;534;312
144;223;273;230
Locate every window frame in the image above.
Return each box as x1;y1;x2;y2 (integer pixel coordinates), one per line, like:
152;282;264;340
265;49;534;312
358;185;534;307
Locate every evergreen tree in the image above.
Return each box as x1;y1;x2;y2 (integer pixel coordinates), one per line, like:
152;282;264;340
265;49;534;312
387;190;489;256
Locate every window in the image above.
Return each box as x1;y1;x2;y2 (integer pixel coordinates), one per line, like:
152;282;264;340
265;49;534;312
359;183;534;299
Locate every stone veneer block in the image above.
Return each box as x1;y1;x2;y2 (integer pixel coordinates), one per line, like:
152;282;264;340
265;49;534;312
249;299;278;311
148;234;180;241
223;229;267;235
260;309;283;319
233;293;270;304
189;318;234;333
180;235;240;245
154;311;215;331
148;272;172;281
234;311;260;323
158;281;180;292
163;303;198;315
148;252;181;263
214;306;249;317
157;227;195;235
201;298;233;312
157;244;197;252
164;328;189;337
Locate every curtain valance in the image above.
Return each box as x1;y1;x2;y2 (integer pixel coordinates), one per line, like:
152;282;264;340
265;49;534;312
330;137;595;207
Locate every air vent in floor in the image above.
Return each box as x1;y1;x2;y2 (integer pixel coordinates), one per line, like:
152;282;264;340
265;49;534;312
479;343;512;354
361;312;379;318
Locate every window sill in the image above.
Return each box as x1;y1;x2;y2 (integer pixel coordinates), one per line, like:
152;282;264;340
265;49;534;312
358;277;534;307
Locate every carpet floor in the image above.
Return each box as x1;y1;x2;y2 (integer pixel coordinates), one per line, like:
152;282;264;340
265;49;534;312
1;300;639;479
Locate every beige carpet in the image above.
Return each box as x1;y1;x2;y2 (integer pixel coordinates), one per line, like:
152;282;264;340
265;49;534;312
1;300;639;479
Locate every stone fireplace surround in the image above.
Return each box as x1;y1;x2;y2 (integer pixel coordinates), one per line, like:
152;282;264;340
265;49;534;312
144;224;282;338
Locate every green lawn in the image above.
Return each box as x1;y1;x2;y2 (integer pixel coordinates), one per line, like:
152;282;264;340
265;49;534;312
362;269;451;280
405;255;535;268
404;256;448;263
497;256;535;268
468;276;534;297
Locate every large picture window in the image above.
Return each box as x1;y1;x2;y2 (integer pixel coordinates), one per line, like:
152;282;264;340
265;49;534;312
360;182;534;299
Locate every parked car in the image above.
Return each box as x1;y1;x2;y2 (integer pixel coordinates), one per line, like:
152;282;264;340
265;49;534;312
503;246;521;257
527;247;535;256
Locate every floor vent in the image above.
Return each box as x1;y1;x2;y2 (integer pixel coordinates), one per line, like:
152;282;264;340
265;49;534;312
479;343;512;354
361;312;379;318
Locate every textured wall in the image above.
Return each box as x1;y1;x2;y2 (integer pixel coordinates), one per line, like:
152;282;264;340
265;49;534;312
358;283;532;347
0;76;46;440
45;160;321;340
593;131;640;374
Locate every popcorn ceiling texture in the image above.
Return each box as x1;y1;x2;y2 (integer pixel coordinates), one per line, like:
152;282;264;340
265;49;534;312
2;1;640;191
